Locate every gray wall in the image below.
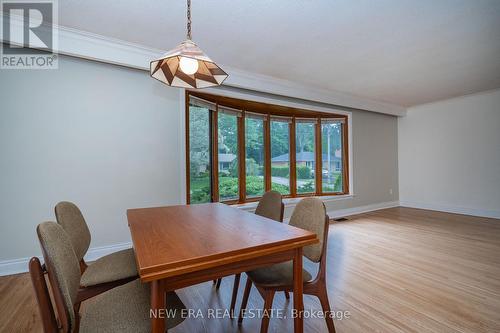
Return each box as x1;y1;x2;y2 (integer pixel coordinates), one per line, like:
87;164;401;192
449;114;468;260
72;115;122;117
324;109;399;212
0;55;399;263
0;56;183;260
399;89;500;218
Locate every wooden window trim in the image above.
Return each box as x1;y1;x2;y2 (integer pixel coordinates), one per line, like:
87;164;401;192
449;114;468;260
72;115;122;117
238;111;246;203
342;121;350;194
211;106;219;202
290;118;297;197
186;91;350;205
315;116;322;194
264;114;271;192
185;92;190;204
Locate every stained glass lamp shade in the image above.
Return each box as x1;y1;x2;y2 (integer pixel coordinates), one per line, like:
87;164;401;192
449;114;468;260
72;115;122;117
150;39;228;89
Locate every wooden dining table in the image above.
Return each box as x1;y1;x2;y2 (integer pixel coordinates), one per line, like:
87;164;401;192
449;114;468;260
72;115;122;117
127;203;318;333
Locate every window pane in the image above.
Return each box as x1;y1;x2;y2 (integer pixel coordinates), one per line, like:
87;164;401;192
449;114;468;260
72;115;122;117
295;122;316;194
270;121;290;195
218;113;239;201
189;105;211;203
245;117;265;198
321;121;343;192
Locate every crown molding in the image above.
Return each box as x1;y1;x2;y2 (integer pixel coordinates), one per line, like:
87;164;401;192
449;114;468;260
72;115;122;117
1;12;406;116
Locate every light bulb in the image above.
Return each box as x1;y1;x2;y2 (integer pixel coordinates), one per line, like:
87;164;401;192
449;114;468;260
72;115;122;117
179;56;198;75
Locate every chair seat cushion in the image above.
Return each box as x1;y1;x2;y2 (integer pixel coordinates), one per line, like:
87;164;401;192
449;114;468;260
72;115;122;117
247;261;312;288
80;279;185;333
81;248;138;287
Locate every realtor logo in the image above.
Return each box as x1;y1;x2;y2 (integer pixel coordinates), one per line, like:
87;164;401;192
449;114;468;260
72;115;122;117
1;0;58;69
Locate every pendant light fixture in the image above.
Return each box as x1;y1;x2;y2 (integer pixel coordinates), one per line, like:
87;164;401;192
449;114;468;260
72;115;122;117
150;0;228;88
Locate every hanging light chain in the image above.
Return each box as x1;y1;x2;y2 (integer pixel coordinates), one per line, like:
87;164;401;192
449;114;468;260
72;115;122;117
187;0;192;40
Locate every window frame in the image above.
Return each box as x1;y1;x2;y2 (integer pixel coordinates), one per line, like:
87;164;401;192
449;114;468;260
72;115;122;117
185;91;350;205
217;109;241;202
269;117;292;196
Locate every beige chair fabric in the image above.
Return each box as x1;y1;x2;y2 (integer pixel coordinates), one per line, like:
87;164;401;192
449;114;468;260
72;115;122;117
37;222;83;330
80;248;138;287
54;201;91;261
289;197;327;263
246;261;312;288
245;197;326;288
255;190;283;222
55;201;138;285
80;279;185;333
37;222;185;332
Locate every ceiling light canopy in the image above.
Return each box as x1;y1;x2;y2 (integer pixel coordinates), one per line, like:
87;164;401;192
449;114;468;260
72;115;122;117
150;0;228;89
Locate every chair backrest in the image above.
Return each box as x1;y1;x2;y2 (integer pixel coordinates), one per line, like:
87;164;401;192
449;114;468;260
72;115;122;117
55;201;91;262
289;198;327;263
255;191;284;222
37;222;81;332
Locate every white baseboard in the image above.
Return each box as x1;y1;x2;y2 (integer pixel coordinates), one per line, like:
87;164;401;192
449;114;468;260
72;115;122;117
84;242;132;262
281;200;399;222
0;257;36;277
399;201;500;219
2;200;496;276
327;201;400;219
0;242;132;277
0;201;397;276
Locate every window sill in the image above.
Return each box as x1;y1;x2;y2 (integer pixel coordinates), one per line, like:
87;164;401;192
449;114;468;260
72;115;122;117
232;194;355;212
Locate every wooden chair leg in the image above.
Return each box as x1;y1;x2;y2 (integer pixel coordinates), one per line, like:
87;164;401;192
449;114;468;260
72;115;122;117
284;291;290;299
317;287;336;333
260;289;275;333
230;273;241;317
215;278;222;290
29;257;58;333
238;278;253;325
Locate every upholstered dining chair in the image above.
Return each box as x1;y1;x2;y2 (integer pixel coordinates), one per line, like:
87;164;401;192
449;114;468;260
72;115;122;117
213;191;285;315
31;221;186;333
55;201;138;288
238;197;336;333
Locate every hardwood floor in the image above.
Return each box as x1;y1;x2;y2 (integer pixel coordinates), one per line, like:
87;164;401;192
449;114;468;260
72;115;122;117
1;207;499;332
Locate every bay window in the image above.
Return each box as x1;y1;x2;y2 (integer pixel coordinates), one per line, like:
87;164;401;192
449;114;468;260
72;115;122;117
185;92;349;204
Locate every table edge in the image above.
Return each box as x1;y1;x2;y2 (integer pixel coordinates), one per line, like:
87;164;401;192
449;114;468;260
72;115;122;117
137;236;318;282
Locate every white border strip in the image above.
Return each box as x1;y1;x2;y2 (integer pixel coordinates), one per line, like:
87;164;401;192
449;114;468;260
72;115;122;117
328;201;400;219
0;242;132;277
0;11;406;116
399;201;500;219
240;200;399;222
0;201;398;276
3;201;498;276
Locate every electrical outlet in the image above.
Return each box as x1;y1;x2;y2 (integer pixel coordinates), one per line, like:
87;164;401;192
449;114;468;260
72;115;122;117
389;188;393;195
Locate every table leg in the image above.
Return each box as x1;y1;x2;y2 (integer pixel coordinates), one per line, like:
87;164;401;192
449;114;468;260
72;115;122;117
151;280;166;333
293;247;304;333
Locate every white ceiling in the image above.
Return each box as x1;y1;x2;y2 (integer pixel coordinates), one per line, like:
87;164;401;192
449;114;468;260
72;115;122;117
57;0;500;107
